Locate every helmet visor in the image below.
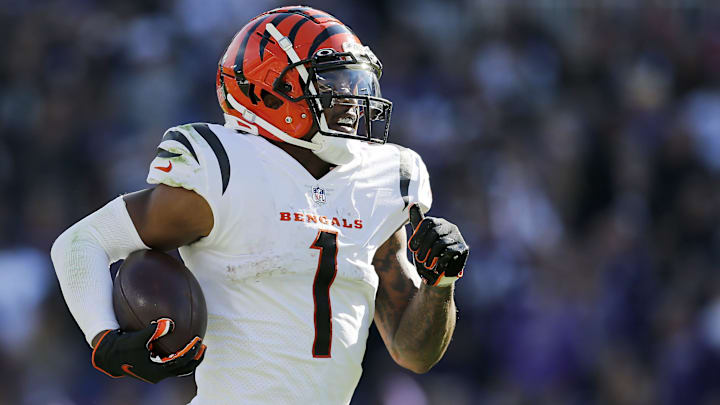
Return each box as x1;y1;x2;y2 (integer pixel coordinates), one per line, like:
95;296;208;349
313;67;392;143
316;67;380;97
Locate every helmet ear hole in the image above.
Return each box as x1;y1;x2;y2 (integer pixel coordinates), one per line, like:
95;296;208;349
260;89;284;110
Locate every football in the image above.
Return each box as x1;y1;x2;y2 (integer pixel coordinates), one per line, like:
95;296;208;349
113;250;207;357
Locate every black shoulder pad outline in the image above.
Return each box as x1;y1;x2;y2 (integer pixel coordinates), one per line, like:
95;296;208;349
161;130;200;164
191;124;231;195
391;145;413;209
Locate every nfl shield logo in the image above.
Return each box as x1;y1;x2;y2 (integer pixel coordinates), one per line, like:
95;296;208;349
312;186;327;204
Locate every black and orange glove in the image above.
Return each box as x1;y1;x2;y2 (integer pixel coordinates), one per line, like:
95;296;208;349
408;205;469;287
92;318;206;384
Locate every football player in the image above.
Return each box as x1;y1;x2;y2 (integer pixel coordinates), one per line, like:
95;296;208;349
51;6;469;404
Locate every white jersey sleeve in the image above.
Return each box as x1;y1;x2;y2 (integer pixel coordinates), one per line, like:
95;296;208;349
145;123;234;245
403;146;432;215
147;126;208;196
392;144;432;223
347;143;434;250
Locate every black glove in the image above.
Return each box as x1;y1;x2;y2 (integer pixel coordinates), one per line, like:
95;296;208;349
408;204;469;287
92;318;206;384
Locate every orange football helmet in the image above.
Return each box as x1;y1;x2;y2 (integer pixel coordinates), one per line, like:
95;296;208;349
216;6;392;164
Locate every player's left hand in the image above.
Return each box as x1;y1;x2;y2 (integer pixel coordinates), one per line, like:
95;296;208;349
408;204;469;287
92;318;206;384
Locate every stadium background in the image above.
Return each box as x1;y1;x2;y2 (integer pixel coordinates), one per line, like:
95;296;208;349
1;0;719;404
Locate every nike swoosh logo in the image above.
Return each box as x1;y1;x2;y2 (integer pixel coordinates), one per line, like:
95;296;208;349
121;364;153;383
154;161;172;172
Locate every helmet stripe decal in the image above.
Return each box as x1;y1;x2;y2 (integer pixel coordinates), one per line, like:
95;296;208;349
288;16;310;44
275;7;334;23
307;24;354;59
233;15;272;78
302;7;339;21
191;124;231;195
259;13;295;61
276;9;318;23
298;8;336;21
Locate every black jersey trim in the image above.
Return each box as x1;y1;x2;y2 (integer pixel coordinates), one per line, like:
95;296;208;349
191;124;231;195
156;148;182;158
392;145;413;209
162;130;199;163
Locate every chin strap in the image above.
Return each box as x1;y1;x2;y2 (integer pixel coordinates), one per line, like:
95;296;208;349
265;22;331;133
264;23;317;97
223;113;257;134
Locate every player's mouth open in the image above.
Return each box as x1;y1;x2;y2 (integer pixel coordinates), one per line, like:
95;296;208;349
329;112;357;134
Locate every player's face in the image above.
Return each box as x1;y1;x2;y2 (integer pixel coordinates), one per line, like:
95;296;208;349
312;67;383;136
323;96;360;134
300;103;358;141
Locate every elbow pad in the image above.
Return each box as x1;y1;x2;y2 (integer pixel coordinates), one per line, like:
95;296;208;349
50;196;149;346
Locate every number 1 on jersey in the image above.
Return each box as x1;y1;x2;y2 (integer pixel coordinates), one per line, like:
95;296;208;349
310;230;338;358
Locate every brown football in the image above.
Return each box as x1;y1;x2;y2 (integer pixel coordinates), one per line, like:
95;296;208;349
113;250;207;357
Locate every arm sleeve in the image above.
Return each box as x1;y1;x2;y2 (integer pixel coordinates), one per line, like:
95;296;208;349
50;196;149;346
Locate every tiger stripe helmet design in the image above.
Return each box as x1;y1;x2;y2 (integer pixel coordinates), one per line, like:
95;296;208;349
216;6;392;165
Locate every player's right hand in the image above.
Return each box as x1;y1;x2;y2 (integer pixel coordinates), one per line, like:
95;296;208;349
91;318;207;384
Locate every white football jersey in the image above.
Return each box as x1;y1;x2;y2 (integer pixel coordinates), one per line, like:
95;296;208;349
146;123;431;405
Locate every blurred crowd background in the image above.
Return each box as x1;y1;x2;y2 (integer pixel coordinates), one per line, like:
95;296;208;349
1;0;719;404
